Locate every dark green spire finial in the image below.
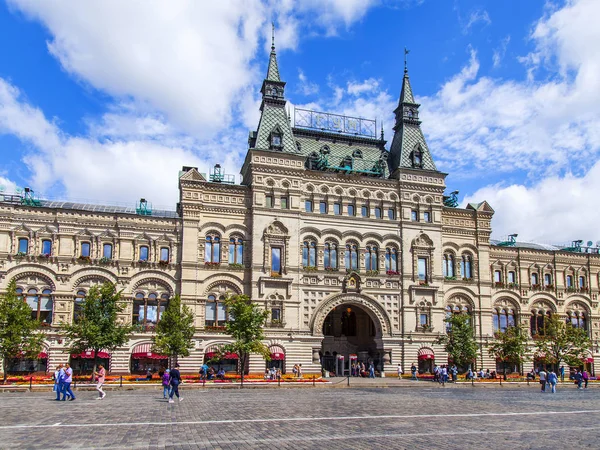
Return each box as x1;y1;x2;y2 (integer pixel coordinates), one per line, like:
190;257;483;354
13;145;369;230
271;22;275;51
404;47;410;74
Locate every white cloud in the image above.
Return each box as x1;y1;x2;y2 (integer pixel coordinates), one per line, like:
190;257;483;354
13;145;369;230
0;176;18;194
297;70;319;96
462;9;491;34
347;78;380;96
492;35;510;68
464;160;600;242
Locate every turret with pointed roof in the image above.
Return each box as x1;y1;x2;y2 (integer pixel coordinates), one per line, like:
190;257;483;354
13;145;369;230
248;26;297;154
388;61;437;175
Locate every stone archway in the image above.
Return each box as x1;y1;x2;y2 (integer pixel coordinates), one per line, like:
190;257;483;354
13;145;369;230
311;293;391;376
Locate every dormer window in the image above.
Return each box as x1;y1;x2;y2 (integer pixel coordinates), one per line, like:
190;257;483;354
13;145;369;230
270;127;283;150
412;149;423;168
352;149;363;159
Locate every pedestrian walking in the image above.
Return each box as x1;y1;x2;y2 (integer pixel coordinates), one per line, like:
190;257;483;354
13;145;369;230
574;369;583;389
62;363;76;401
582;369;589;388
94;364;106;400
368;363;375;378
396;363;403;379
168;364;183;403
162;369;171;398
53;364;64;401
538;368;547;392
441;365;448;385
451;365;458;382
559;365;565;382
548;370;558;393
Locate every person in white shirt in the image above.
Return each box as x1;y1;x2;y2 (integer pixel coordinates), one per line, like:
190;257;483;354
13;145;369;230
538;369;547;392
396;364;403;379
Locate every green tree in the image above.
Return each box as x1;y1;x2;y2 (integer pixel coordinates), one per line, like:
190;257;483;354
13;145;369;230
437;314;478;370
152;295;195;368
218;295;270;386
63;283;133;381
534;314;591;370
0;280;45;383
488;325;529;378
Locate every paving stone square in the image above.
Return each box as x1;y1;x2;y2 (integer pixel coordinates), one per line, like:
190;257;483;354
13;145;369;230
1;383;599;449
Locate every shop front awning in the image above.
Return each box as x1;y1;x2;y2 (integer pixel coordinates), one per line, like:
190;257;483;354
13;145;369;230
131;343;167;360
585;357;594;363
418;348;435;360
71;350;110;359
270;352;285;360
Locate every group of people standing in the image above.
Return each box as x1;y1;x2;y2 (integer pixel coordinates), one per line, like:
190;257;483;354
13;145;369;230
159;364;183;403
350;361;375;378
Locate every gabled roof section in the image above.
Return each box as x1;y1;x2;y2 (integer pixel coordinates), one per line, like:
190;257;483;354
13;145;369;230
466;201;495;213
389;66;437;174
179;167;206;182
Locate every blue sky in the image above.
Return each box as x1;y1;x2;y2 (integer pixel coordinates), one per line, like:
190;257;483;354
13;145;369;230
0;0;599;244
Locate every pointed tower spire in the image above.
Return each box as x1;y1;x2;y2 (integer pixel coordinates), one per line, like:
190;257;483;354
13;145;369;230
248;23;297;153
388;50;437;174
266;22;281;82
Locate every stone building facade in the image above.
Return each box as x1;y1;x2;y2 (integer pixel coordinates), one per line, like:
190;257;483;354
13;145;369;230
1;42;599;376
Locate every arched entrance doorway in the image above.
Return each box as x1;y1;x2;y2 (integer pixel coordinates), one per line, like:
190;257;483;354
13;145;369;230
320;303;381;376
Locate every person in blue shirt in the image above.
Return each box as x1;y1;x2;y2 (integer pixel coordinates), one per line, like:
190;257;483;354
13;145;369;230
548;370;558;393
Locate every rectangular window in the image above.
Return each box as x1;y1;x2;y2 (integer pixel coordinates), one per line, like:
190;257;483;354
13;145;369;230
347;205;355;216
424;212;431;222
103;243;113;259
361;205;369;217
387;209;395;220
305;200;313;212
271;247;282;274
494;270;502;283
566;275;573;287
217;302;227;326
411;210;418;222
319;201;327;214
271;308;281;321
265;195;273;208
139;246;149;261
375;207;382;219
41;240;52;256
420;313;428;326
579;276;585;288
508;271;516;283
18;238;28;254
205;302;216;325
544;274;552;286
81;242;91;257
280;197;288;209
160;247;169;262
334;203;341;215
417;257;427;281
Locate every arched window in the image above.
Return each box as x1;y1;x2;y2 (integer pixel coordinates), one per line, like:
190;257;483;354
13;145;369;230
531;273;539;286
139;245;149;261
544;273;552;287
133;292;169;329
229;238;244;265
566;311;586;330
81;242;91;258
205;294;229;327
205;235;221;263
365;245;378;271
385;247;398;273
345;244;358;271
160;247;170;262
460;254;472;279
374;207;382;219
24;288;53;324
445;301;471;333
530;309;551;336
302;241;317;268
493;308;516;333
17;237;28;254
74;290;86;323
347;204;355;217
102;243;113;259
41;239;52;256
442;253;455;278
324;243;338;270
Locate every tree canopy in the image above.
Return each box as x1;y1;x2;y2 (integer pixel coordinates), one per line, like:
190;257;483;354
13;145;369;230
488;325;529;375
534;314;591;368
0;279;45;382
437;313;478;369
152;295;195;367
218;295;270;385
62;282;133;379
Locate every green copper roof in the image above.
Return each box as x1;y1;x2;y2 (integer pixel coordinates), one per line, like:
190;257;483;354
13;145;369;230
399;72;415;104
266;46;281;82
253;103;297;153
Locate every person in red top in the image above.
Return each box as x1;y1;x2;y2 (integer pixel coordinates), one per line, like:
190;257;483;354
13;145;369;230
95;364;106;400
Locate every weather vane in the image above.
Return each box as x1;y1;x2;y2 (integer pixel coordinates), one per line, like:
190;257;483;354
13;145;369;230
271;22;275;50
404;47;410;73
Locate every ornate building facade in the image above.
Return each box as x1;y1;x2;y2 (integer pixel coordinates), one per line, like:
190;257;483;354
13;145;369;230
1;41;599;375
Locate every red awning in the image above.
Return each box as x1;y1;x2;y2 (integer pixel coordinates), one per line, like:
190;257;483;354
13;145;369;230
418;348;435;361
204;351;239;360
132;352;168;360
38;352;48;359
270;352;285;361
71;350;110;359
585;357;594;363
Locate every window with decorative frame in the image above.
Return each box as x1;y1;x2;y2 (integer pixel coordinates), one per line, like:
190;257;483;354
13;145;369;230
411;210;418;222
305;200;313;213
445;298;471;333
102;243;113;259
374;207;382;219
530;272;539;286
229;238;244;265
139;245;149;261
302;240;317;269
423;211;431;222
566;274;573;288
18;237;29;254
493;307;516;333
205;294;229;327
544;273;553;287
347;204;355;217
74;290;86;323
365;245;378;272
344;243;359;271
460;254;473;279
566;310;586;330
133;292;169;329
361;205;369;218
324;242;338;270
443;253;455;278
385;247;398;274
530;308;552;336
41;239;52;256
333;203;341;215
508;271;516;284
387;208;395;220
416;301;432;331
16;287;53;324
269;128;283;150
494;270;502;283
81;242;91;258
205;235;221;264
579;275;586;289
160;247;170;262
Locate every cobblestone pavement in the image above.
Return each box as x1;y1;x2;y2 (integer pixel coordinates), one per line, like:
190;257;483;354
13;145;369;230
1;383;599;449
